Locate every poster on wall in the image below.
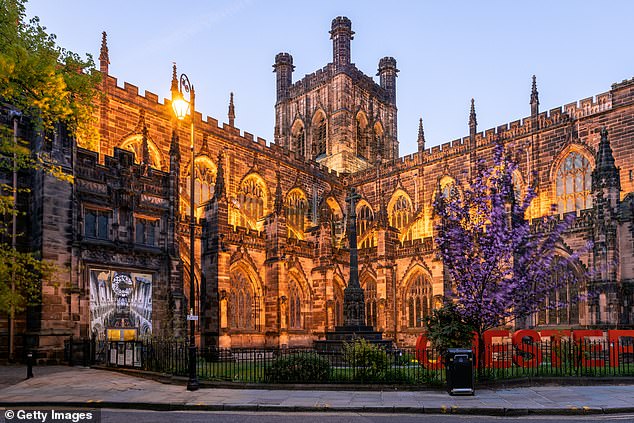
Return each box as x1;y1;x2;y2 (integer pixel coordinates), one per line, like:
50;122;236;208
89;269;152;339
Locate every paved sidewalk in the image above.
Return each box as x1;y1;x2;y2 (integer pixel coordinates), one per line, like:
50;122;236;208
1;366;634;416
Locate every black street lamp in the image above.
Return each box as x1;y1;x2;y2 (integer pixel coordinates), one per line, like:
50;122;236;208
172;72;199;391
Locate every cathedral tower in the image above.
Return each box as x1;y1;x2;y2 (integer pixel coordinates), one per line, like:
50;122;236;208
273;17;398;174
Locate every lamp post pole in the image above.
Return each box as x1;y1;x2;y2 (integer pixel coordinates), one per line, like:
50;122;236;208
172;72;199;391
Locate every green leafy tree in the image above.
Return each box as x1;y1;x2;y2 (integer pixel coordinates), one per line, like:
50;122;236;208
0;0;100;328
424;301;476;357
1;0;101;146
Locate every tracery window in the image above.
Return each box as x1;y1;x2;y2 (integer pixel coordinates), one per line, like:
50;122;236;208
285;189;308;240
374;123;384;158
292;125;305;157
314;114;327;158
390;194;412;241
357;204;375;249
238;175;266;230
184;157;216;219
288;280;302;329
555;152;592;213
364;279;377;327
537;258;581;326
406;274;431;328
120;135;162;170
356;113;368;159
439;176;459;201
228;271;260;330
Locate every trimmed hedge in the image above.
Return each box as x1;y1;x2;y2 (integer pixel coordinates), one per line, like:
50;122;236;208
266;352;330;383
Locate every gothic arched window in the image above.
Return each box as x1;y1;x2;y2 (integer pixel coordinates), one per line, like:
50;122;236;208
183;157;216;219
238;175;267;230
555;151;592;213
390;194;412;241
364;279;377;327
356;113;368;160
357;203;374;249
537;258;581;326
291;121;305;158
285;189;308;240
313;113;327;158
406;274;431;328
120;135;163;170
228;271;257;330
373;122;384;158
288;279;302;329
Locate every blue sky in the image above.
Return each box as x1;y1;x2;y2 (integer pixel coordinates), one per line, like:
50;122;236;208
27;0;634;155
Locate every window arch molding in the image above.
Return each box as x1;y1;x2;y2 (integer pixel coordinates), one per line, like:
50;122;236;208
398;265;433;330
286;266;312;330
536;248;586;327
181;155;217;219
290;118;306;158
285;187;308;240
550;144;595;214
120;134;163;170
388;189;413;242
311;109;328;158
356;200;375;248
235;172;269;231
355;110;369;159
228;260;265;331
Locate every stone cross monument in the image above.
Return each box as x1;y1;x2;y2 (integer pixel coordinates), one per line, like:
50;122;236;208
343;187;365;327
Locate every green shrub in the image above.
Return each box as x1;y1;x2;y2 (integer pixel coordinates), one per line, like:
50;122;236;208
266;352;330;383
342;339;388;382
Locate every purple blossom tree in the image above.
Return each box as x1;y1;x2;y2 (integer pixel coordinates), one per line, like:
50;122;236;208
433;142;588;372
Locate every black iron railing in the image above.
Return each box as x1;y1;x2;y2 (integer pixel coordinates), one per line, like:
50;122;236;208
83;337;633;385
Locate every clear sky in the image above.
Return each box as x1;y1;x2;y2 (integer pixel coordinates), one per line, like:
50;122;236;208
26;0;634;156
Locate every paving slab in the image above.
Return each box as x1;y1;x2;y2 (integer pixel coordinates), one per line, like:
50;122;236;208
0;366;633;415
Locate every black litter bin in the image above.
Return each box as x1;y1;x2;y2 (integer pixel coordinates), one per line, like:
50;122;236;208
446;348;474;395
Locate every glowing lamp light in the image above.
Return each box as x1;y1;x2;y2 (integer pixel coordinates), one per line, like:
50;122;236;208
172;92;190;120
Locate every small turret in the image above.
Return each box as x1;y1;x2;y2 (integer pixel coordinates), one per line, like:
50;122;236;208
377;56;398;104
99;31;109;75
330;16;354;68
273;53;294;102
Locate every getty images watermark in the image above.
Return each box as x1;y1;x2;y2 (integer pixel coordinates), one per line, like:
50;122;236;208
3;409;100;423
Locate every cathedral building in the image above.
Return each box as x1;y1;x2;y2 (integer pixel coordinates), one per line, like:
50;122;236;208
3;17;634;360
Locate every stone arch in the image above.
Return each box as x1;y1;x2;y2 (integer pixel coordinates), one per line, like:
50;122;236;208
388;189;413;242
331;273;346;328
228;259;265;331
356;110;370;159
361;273;378;328
235;172;269;231
311;109;328;158
181;155;216;219
356;200;375;248
536;248;587;328
290;118;306;158
120;134;163;170
373;121;384;158
550;144;594;214
399;264;433;329
287;264;313;330
285;187;308;240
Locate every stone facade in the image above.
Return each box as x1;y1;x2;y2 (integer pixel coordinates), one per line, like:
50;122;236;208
3;17;634;361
